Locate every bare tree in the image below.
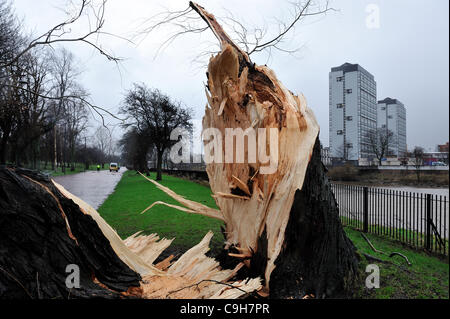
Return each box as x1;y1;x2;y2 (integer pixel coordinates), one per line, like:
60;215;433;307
13;51;54;168
137;0;335;62
0;0;24;164
413;146;424;182
0;44;55;166
366;128;395;166
119;127;152;173
0;63;21;164
334;142;355;163
120;84;193;180
94;126;111;167
1;0;127;168
0;0;25;67
1;0;126;130
48;48;86;169
63;89;89;171
1;0;121;69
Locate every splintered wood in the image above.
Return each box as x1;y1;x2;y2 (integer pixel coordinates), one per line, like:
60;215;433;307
53;181;261;299
203;43;319;287
53;2;319;298
140;2;320;289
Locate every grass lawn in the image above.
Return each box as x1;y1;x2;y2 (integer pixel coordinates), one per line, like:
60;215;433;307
47;163;109;177
346;227;449;299
98;170;225;254
98;170;449;299
341;216;449;257
7;161;108;176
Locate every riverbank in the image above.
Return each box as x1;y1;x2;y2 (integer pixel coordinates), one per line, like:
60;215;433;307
327;165;449;188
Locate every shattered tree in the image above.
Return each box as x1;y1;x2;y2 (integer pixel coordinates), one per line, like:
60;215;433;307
0;168;260;299
0;2;358;299
140;2;359;298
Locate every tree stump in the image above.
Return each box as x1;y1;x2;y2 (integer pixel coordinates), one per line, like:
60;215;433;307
191;2;359;298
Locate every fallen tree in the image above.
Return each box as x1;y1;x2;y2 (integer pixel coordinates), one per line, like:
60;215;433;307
0;1;359;299
138;2;360;298
0;167;261;299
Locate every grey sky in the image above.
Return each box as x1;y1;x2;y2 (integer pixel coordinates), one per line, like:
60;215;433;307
13;0;449;152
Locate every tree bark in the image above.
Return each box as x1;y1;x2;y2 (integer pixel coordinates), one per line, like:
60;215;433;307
53;125;57;171
0;135;8;165
267;139;359;298
189;2;359;298
156;150;163;181
0;167;261;299
0;168;141;298
128;2;360;298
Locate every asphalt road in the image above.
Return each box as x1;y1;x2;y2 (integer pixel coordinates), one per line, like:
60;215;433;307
53;168;127;209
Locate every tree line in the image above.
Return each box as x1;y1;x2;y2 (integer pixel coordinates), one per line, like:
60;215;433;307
0;0;116;171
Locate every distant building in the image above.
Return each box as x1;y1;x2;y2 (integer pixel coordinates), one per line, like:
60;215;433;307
377;97;407;158
329;63;377;163
423;151;448;165
321;146;331;166
428;142;449;165
438;142;449;153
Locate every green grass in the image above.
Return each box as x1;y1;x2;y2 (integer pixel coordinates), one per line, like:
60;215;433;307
346;228;449;299
98;170;224;253
45;163;109;177
341;216;449;257
6;161;108;176
97;171;449;299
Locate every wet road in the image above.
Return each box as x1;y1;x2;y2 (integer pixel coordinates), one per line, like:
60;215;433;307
53;168;126;209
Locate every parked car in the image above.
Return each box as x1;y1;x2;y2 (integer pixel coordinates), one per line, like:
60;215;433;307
432;161;447;166
109;162;119;172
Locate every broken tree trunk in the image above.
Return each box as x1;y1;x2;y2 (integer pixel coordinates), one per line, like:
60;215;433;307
0;1;359;299
0;168;141;299
188;2;360;297
0;167;261;299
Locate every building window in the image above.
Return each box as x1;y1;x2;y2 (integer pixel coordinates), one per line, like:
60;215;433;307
381;107;386;110
337;130;343;135
388;115;393;119
381;124;386;128
346;116;353;121
336;76;343;82
346;89;352;94
337;103;344;108
347;143;353;148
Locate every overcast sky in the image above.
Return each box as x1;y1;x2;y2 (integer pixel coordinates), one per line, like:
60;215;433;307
12;0;449;152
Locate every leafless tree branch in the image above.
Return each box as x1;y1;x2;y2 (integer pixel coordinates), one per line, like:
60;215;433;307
3;83;124;126
135;0;335;62
0;0;123;69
